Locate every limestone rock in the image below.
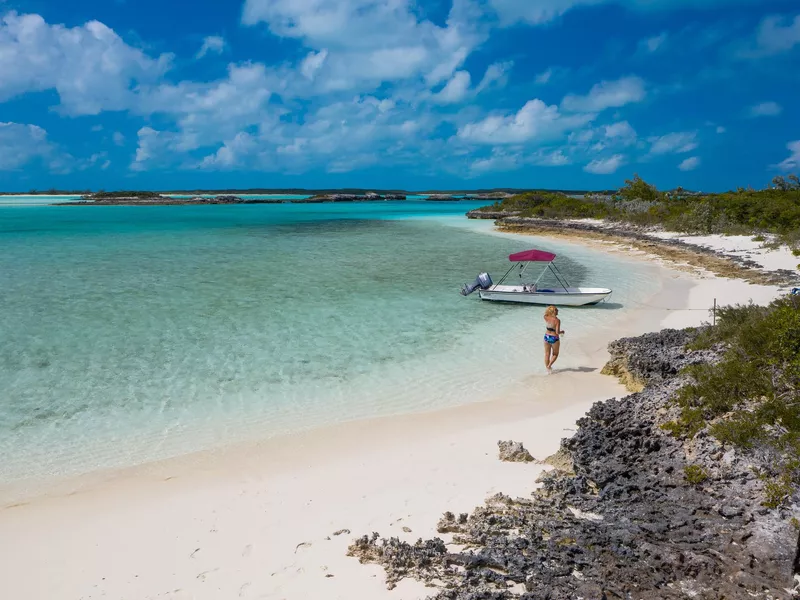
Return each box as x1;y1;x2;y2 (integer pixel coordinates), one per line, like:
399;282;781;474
497;440;535;463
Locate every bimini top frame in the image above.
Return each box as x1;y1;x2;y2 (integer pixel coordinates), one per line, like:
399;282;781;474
495;249;573;294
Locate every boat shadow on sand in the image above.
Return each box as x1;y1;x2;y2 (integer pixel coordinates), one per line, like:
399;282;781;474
554;366;598;374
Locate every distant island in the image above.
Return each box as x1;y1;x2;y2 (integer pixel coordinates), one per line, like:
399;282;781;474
3;187;617;197
52;190;525;205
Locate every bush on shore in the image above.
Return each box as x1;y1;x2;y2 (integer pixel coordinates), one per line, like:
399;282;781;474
662;296;800;507
480;173;800;248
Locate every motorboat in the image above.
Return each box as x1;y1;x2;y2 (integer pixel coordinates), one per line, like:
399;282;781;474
460;249;612;306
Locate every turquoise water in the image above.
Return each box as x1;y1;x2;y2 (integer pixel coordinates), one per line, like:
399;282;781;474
0;202;659;483
0;195;81;206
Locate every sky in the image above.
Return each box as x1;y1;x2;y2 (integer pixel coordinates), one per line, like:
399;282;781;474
0;0;798;192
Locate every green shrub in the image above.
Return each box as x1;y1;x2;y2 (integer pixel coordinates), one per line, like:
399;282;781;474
479;175;800;239
674;296;800;507
763;474;794;509
684;465;709;485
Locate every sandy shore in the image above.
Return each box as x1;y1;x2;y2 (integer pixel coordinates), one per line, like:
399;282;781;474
0;229;786;600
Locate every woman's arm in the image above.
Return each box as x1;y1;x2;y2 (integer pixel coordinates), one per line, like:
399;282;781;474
557;318;565;335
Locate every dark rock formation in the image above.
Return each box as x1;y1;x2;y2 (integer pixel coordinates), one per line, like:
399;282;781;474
497;440;535;463
348;328;800;599
426;194;460;201
466;210;519;220
299;193;407;202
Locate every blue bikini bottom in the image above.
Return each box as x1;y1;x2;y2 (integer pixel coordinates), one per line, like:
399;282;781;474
544;334;559;345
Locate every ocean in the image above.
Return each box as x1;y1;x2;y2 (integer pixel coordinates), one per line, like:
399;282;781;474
0;199;660;484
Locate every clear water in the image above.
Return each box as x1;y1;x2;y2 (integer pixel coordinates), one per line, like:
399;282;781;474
0;201;659;483
0;195;81;206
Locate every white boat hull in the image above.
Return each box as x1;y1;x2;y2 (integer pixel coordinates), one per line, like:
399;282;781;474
478;285;611;306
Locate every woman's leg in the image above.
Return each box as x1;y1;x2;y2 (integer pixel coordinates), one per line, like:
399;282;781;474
543;340;552;370
548;340;561;369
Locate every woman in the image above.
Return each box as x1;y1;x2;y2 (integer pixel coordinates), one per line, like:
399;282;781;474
543;305;565;374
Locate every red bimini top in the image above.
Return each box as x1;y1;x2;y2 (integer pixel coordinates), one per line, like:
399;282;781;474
508;249;557;262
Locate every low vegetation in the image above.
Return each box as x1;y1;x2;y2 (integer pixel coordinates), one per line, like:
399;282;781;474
683;464;709;485
86;191;164;199
661;296;800;507
479;173;800;249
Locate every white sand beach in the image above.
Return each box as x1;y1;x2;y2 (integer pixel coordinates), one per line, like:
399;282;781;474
0;232;788;600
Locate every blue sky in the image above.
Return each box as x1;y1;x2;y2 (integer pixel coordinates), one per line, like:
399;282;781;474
0;0;798;191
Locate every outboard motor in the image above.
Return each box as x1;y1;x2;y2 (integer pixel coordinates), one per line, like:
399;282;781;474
461;272;493;296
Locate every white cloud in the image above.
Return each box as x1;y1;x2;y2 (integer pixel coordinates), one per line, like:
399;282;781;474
132;63;275;161
457;99;593;145
0;121;79;172
648;131;698;155
198;132;259;170
569;129;595;144
469;147;570;176
535;69;553;84
488;0;602;25
531;149;571;166
196;35;225;59
561;76;646;112
777;140;800;172
131;127;174;171
0;11;172;115
300;49;328;80
241;0;485;95
91;124;103;132
0;122;54;170
603;120;637;141
81;151;110;171
678;156;700;171
716;126;726;134
641;32;667;53
584;154;625;174
434;70;471;104
469;151;520;175
742;14;800;58
476;61;512;93
749;101;782;117
113;132;126;146
188;94;440;174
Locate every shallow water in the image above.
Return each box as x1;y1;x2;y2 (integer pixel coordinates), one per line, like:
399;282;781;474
0;201;659;482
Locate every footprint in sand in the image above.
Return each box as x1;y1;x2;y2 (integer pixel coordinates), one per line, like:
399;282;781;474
294;542;312;553
196;568;219;582
238;582;251;597
242;544;253;558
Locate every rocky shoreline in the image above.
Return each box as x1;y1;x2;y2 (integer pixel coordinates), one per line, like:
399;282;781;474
467;211;799;287
348;328;800;599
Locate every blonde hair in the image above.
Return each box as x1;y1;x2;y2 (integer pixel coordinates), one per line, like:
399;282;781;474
544;305;558;317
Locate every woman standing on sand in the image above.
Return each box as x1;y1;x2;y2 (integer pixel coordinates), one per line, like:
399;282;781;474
543;305;565;374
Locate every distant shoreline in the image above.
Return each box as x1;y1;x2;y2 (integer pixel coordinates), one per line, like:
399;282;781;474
0;188;614;197
53;192;498;206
